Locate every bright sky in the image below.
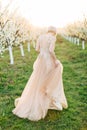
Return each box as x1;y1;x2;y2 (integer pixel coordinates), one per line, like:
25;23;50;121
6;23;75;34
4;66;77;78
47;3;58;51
1;0;87;27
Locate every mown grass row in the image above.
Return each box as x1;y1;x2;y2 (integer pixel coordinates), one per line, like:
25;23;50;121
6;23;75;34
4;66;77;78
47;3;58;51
0;35;87;130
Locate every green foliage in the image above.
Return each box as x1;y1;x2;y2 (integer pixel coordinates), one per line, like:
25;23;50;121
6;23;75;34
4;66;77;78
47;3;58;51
0;36;87;130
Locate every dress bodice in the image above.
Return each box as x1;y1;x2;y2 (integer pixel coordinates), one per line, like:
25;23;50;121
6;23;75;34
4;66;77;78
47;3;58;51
36;33;56;54
40;48;50;59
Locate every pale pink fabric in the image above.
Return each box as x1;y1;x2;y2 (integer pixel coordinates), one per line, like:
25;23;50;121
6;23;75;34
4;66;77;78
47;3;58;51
12;33;68;121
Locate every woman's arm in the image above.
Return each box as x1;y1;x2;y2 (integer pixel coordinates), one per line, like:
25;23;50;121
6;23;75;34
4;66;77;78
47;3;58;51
49;40;59;66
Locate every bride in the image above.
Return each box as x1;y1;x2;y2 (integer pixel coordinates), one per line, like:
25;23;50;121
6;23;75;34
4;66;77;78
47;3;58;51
12;26;68;121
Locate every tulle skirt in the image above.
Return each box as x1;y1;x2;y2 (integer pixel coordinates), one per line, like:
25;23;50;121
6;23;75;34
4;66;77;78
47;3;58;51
12;53;68;121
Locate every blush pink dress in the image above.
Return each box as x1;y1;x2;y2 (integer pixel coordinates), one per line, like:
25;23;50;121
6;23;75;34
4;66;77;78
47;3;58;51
12;33;68;121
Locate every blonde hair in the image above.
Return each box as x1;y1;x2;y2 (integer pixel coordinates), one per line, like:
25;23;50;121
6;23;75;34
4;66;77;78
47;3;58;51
47;26;56;35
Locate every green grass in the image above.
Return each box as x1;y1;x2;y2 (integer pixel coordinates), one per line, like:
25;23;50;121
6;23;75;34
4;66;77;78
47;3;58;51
0;35;87;130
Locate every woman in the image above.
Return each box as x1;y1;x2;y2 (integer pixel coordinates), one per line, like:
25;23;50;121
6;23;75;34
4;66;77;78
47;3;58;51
12;26;68;121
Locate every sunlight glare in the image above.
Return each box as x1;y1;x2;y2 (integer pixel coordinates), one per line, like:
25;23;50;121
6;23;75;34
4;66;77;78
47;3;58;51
1;0;87;27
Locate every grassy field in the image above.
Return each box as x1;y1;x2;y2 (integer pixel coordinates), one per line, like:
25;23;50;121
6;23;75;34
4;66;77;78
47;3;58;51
0;35;87;130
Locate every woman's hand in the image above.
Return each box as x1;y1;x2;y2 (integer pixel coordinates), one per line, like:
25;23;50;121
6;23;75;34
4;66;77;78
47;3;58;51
55;60;60;67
